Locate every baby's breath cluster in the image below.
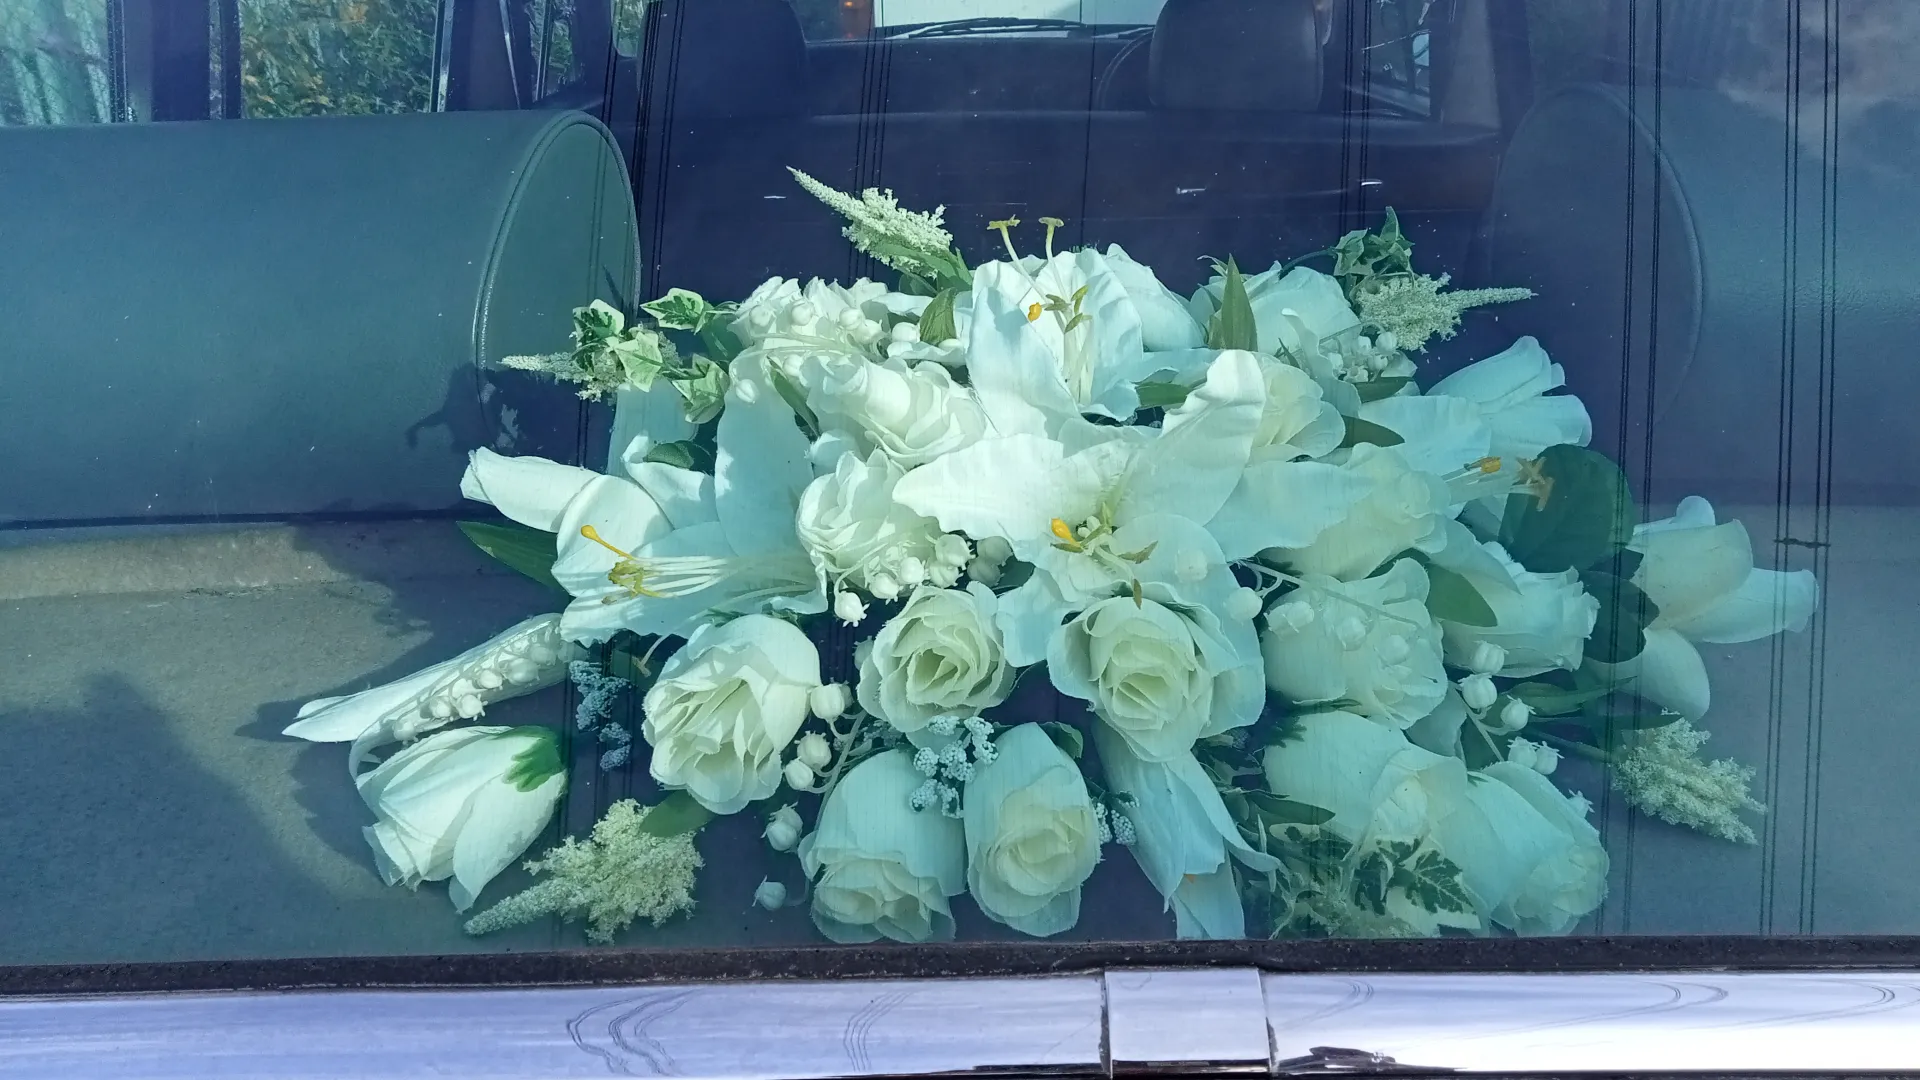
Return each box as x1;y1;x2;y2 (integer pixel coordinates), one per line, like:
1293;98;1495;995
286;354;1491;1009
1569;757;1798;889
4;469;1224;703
908;715;997;816
789;168;968;288
569;660;633;771
1353;273;1534;354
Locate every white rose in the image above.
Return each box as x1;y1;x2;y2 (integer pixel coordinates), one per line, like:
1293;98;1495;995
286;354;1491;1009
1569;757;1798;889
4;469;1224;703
802;354;986;468
1260;711;1483;933
1101;243;1205;351
357;725;566;912
1427;337;1592;460
1475;762;1608;935
799;749;966;943
796;450;959;595
1092;724;1279;939
856;584;1015;735
1266;444;1450;580
1594;496;1820;718
1190;263;1360;357
1047;593;1242;762
642;615;822;815
963;724;1102;936
1261;558;1447;730
731;276;919;354
1251;359;1345;462
1438;540;1599;678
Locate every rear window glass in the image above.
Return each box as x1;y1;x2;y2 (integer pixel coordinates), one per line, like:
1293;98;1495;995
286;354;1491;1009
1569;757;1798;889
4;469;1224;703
0;0;1906;968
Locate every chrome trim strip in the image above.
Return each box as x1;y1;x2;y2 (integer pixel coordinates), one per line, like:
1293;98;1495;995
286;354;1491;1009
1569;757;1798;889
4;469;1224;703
7;967;1920;1077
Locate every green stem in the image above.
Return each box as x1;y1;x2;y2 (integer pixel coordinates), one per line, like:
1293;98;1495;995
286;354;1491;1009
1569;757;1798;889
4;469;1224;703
1536;731;1614;765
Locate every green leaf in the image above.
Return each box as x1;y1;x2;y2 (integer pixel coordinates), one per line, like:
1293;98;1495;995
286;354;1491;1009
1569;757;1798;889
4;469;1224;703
918;287;962;346
640;287;713;332
1339;415;1405;449
1246;792;1336;826
1581;569;1661;664
1206;256;1259;351
1134;380;1192;410
638;790;715;837
1424;563;1497;627
642;439;714;473
503;727;565;792
1354;375;1413;402
1041;721;1085;760
767;366;821;439
695;321;743;366
896;270;938;298
1507;680;1615;716
1498;444;1638;574
1459;719;1511;770
458;521;564;593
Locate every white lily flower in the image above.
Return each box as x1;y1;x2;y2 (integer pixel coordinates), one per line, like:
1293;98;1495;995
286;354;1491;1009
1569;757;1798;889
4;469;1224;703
1593;496;1819;717
460;357;826;643
1101;243;1206;352
357;725;567;912
1189;263;1360;358
283;614;581;769
1092;724;1279;939
1426;337;1592;460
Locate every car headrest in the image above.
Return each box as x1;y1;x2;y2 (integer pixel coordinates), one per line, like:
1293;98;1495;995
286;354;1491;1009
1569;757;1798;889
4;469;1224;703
644;0;808;119
1148;0;1323;111
0;111;636;527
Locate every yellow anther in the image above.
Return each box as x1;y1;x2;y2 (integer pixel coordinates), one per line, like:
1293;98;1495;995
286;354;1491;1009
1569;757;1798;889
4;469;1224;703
579;524;634;559
1049;517;1084;551
988;217;1022;232
1027;302;1044;323
1474;456;1503;475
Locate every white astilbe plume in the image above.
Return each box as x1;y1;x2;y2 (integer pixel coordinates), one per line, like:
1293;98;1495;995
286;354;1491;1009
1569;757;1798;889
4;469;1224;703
1612;719;1766;845
463;800;701;943
789;167;958;281
1354;273;1535;353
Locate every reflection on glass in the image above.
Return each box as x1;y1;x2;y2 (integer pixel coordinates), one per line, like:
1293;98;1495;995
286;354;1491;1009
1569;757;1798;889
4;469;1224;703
0;0;1906;964
0;0;111;125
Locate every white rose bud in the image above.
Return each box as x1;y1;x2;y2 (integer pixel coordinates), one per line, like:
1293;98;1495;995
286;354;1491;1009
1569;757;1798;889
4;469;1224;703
1460;673;1498;712
783;758;816;790
795;730;834;769
753;879;789;910
898;556;928;586
1468;641;1508;675
869;571;902;600
1498;697;1534;733
763;805;803;852
834;590;869;625
934;533;972;568
807;683;850;721
1224;587;1263;622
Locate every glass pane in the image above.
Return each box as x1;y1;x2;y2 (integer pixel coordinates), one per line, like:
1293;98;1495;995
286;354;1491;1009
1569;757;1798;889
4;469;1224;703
2;0;1909;968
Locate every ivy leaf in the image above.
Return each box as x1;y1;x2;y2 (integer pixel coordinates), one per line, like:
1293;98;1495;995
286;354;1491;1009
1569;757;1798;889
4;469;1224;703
1041;721;1085;760
1581;569;1661;664
1498;444;1638;574
641;287;714;332
1205;256;1259;351
1354;375;1414;402
643;439;714;473
1134;380;1192;410
1339;415;1405;449
1389;843;1475;916
918;287;962;346
1424;563;1497;627
638;790;715;837
665;358;729;425
458;521;564;594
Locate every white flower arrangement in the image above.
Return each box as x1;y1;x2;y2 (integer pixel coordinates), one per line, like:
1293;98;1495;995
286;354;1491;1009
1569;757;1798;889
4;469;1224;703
287;175;1820;943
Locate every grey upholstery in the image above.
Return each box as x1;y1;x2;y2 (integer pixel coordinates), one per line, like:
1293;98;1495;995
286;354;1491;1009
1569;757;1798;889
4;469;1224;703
0;110;637;527
1149;0;1322;111
1481;84;1920;504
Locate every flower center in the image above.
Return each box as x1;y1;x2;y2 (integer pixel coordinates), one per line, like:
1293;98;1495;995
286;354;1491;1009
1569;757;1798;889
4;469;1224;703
579;525;738;601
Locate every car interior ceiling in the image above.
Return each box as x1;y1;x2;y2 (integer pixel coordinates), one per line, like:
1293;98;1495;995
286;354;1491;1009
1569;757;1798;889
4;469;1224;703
534;0;1513;302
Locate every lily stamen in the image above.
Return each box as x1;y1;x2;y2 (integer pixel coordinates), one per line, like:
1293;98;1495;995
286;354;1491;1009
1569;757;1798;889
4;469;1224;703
580;525;736;601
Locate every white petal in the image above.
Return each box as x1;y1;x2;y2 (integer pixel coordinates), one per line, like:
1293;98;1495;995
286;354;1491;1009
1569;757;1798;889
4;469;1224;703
607;385;695;474
459;449;599;531
1626;627;1713;719
1427;336;1560;406
994;572;1075;667
1207;459;1368;560
893;434;1124;557
1122;350;1264;525
448;770;565;912
965;262;1083;434
1674;567;1820;644
1171;865;1246;940
1359;394;1494;479
1484;395;1593;460
1635;519;1753;626
716;357;813;556
1104;243;1205;351
1261;712;1422;842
